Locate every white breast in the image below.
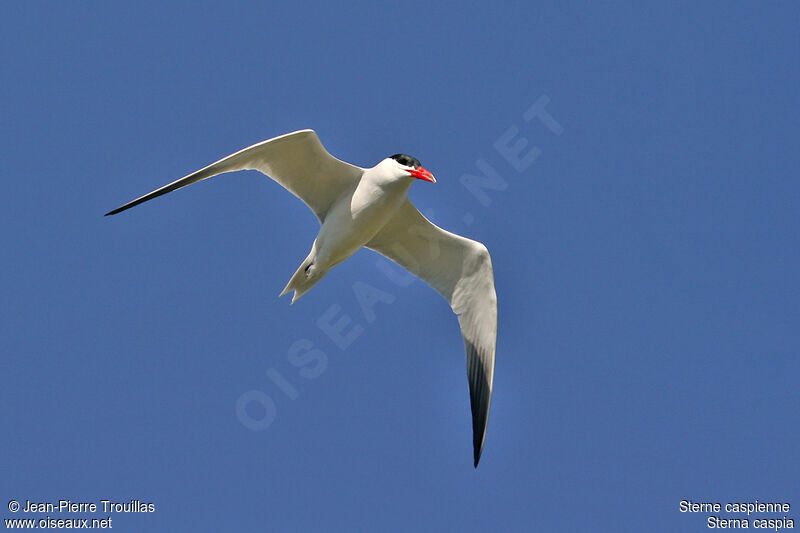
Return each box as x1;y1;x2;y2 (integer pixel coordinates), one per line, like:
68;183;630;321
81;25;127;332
313;167;412;267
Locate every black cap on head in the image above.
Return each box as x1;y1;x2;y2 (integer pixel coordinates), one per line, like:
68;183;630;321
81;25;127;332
391;154;421;169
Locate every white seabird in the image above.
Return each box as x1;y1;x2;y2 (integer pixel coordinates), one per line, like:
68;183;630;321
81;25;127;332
106;129;498;466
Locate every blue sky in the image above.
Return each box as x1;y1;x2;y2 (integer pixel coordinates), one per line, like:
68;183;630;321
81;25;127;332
2;2;798;531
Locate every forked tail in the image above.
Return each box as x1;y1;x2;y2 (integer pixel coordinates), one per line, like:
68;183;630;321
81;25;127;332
279;252;324;304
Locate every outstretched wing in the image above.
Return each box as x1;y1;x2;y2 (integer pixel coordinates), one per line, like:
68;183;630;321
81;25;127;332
105;129;363;220
366;200;498;467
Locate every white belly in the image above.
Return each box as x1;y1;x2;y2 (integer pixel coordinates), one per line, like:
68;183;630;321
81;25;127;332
314;179;410;268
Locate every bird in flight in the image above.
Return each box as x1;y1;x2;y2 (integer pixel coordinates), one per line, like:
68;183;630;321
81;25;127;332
106;130;497;467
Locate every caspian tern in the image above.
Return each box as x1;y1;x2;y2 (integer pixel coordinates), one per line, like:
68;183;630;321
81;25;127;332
106;130;497;467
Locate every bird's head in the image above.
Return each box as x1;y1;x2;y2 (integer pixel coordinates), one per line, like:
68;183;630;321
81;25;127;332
380;154;436;184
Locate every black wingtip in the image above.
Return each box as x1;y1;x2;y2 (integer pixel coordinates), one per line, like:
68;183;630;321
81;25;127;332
104;206;125;216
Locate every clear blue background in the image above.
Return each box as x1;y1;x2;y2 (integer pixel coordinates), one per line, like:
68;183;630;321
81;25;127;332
2;2;798;531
